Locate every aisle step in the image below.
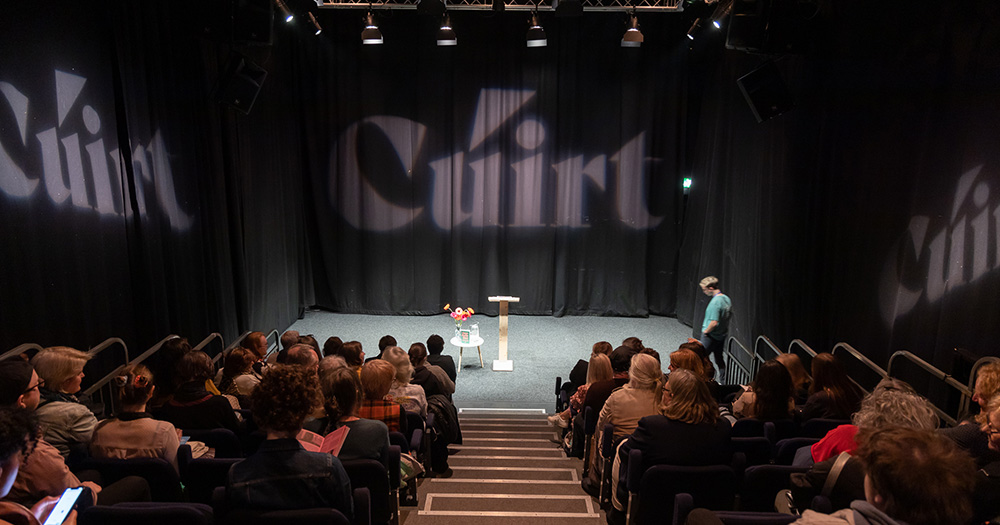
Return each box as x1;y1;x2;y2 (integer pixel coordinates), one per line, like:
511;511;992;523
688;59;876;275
447;466;578;481
421;493;598;515
424;479;583;495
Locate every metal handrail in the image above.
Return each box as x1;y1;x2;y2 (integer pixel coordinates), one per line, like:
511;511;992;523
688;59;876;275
887;350;972;427
754;335;782;362
960;356;1000;417
832;343;888;382
264;329;280;359
194;332;226;360
0;343;45;362
87;337;129;363
725;336;758;385
787;339;818;358
213;329;279;365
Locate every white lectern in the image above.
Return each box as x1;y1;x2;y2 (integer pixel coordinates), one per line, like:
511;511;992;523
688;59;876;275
488;295;520;371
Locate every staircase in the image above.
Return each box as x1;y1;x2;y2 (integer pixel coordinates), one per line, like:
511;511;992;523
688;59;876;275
401;409;605;525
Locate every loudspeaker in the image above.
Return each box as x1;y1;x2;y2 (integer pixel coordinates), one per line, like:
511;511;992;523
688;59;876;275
736;60;793;123
215;53;268;115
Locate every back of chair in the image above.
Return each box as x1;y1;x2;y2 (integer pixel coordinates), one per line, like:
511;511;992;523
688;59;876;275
673;493;798;525
731;437;772;467
599;424;616;509
772;437;819;465
183;457;242;504
799;419;850;438
731;418;766;438
740;465;809;512
185;428;243;458
627;449;738;525
341;445;400;525
75;456;182;501
582;406;597;478
211;486;370;525
79;502;213;525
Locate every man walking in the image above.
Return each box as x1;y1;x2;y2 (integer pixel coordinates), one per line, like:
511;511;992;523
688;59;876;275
699;276;731;374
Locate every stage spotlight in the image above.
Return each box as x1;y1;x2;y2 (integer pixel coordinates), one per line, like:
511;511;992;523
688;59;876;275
362;12;383;44
710;0;732;28
437;14;457;46
307;12;323;35
275;0;293;22
526;13;546;48
621;14;643;47
687;17;702;40
418;0;446;16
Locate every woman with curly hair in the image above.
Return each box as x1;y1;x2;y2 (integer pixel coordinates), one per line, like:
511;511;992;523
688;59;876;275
90;365;181;473
30;347;98;459
731;359;795;421
226;365;352;517
801;352;864;421
611;369;732;513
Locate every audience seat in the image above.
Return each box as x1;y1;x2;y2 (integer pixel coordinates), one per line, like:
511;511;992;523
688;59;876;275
79;502;213;525
625;449;740;525
772;437;819;465
731;437;772;467
212;486;370;525
342;445;401;525
582;406;598;475
673;493;797;525
738;465;809;512
74;456;182;502
599;423;616;509
185;428;243;458
181;456;242;504
798;418;850;438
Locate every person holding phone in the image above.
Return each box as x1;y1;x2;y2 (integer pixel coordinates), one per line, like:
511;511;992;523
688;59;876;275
0;406;78;525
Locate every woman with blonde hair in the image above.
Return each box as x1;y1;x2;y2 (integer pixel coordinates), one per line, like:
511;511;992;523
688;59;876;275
31;347;98;459
90;365;181;473
381;346;427;417
596;353;663;453
548;354;613;428
610;369;732;512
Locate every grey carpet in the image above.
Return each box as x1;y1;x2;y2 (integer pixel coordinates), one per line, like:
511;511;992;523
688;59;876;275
288;310;693;411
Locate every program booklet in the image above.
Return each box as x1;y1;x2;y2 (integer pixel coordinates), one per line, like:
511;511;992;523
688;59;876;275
296;425;350;455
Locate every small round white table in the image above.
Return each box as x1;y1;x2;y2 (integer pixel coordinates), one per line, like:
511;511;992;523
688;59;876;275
450;335;485;370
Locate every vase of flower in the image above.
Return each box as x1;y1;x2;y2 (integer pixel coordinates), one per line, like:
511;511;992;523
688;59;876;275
444;303;474;339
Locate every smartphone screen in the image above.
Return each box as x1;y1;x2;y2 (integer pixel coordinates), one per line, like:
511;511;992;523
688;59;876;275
42;486;84;525
180;436;190;444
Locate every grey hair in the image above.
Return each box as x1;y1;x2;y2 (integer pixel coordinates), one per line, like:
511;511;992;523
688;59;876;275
852;385;939;431
381;346;413;384
318;355;347;375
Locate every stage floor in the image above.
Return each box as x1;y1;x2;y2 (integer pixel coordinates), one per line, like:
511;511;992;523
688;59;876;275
288;310;693;411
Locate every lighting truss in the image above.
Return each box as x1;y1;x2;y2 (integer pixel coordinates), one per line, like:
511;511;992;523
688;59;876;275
317;0;682;12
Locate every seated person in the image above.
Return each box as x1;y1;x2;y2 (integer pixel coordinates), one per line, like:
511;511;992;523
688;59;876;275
0;359;150;507
147;337;192;408
382;346;428;418
613;369;732;512
731;359;795;421
310;368;390;463
226;365;352;517
800;352;864;421
597;353;663;452
790;379;939;511
940;361;1000;467
0;406;79;525
688;427;977;525
217;347;259;399
30;347;98;459
152;351;242;434
90;365;181;473
408;343;454;398
549;353;613;429
776;352;812;404
562;341;614;397
356;360;404;432
425;335;457;383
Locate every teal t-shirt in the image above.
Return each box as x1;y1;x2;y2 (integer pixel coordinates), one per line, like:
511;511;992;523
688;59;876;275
702;293;732;340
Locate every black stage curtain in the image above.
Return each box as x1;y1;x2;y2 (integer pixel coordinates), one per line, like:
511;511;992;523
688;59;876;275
2;0;1000;377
